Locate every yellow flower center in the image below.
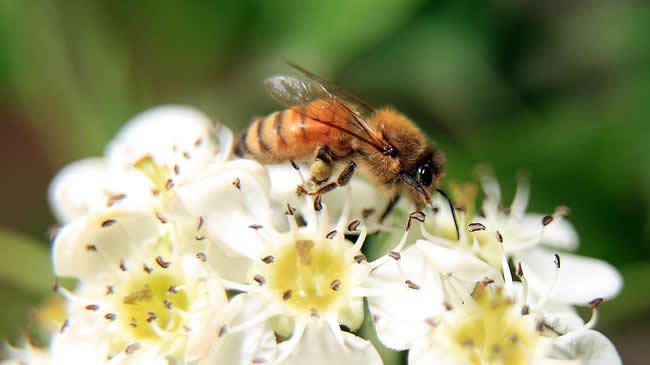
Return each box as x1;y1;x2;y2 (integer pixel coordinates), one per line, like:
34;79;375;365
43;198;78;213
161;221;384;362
445;287;538;365
115;271;190;341
266;238;348;314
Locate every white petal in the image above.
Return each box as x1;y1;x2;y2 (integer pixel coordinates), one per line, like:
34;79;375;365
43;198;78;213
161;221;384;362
409;339;465;365
516;247;623;305
277;319;382;365
549;330;622;365
48;158;154;223
106;105;230;176
53;209;162;280
368;243;469;350
522;214;579;250
199;294;277;365
416;240;504;291
266;163;389;230
169;159;271;259
185;278;229;361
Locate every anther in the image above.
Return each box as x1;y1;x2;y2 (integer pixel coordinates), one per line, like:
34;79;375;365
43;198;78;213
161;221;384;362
425;318;439;327
48;225;61;242
589;298;604;308
101;219;117;228
248;224;263;230
310;308;320;318
388;251;401;260
432;206;440;213
405;280;420;290
143;264;153;274
314;195;322;211
218;325;227;338
106;193;126;207
165;179;174;191
182;151;190;159
173;164;180;175
194;137;203;147
197;216;205;231
443;302;453;311
85;244;97;252
326;230;337;239
555;205;571;216
146;312;157;323
536;320;544;332
252;357;267;364
85;304;99;311
164;300;172;309
542;215;554;226
362;208;375;218
253;274;266;286
282;290;292;301
290;160;300;170
151;188;160;196
130;318;137;328
155;256;171;269
196;252;207;262
554;253;561;268
261;255;274;264
521;305;530;315
516;262;524;277
195;234;205;240
330;279;341;291
52;277;60;292
125;343;141;355
105;313;117;321
119;259;127;271
468;223;486;232
60;319;69;333
496;230;503;243
232;177;241;189
168;285;177;294
285;203;295;216
353;254;366;263
406;211;425;231
347;220;360;231
155;212;168;224
106;285;114;295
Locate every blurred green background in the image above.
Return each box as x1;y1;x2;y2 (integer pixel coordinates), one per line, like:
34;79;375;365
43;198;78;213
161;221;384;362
1;0;648;363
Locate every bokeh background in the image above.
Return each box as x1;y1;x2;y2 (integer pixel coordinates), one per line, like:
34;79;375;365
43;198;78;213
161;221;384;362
1;1;649;363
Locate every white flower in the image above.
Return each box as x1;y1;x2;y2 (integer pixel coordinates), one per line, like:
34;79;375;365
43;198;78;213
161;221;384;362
420;171;622;305
368;239;622;365
180;171;389;363
48;105;234;224
52;208;237;363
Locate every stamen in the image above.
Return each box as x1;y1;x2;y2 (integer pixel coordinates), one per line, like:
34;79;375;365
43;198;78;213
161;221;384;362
516;262;529;308
535;254;561;311
196;252;207;262
347;220;360;232
155;256;171;269
232;178;241;190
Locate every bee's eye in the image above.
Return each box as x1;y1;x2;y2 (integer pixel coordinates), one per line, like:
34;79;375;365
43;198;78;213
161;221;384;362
417;163;433;187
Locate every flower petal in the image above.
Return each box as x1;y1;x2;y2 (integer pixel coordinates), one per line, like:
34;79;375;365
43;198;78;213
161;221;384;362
276;319;382;365
265;163;389;230
549;330;622;365
516;247;623;305
106;105;229;177
522;214;579;250
169;160;271;259
53;209;162;281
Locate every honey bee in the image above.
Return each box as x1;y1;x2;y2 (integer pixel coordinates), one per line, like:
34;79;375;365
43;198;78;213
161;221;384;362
235;62;458;231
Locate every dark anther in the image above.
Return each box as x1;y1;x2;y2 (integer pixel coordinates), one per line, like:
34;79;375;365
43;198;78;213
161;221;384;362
85;304;99;311
254;274;266;286
285;203;296;216
468;223;486;232
388;251;401;260
405;280;420;290
125;343;141;355
282;290;292;301
196;252;207;262
353;254;366;263
261;255;274;264
60;319;69;334
347;220;360;231
330;279;341;291
105;313;117;321
85;244;98;252
542;215;554;226
218;325;227;338
101;219;117;228
248;224;263;230
232;177;241;189
314;195;322;211
554;253;561;269
155;212;168;224
155;256;171;269
326;230;337;239
143;264;153;274
496;230;503;243
589;298;604;308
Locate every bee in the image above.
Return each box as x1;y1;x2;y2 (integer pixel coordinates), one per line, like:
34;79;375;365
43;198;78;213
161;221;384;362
235;62;458;233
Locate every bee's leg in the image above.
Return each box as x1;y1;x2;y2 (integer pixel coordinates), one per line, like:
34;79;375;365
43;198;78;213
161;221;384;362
379;194;401;223
310;145;335;183
308;160;356;195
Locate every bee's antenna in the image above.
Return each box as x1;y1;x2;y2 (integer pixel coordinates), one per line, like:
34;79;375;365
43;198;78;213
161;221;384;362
435;188;460;241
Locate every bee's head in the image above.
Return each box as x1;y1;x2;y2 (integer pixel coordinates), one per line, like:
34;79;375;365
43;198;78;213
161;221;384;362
399;148;444;207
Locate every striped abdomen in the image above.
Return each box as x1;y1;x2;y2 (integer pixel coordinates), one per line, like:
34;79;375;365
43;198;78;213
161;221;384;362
235;105;353;163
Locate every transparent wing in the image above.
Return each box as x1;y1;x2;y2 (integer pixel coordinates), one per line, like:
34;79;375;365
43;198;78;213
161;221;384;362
264;66;389;152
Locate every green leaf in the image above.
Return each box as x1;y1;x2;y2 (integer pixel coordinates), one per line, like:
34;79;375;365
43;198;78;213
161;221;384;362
0;228;52;295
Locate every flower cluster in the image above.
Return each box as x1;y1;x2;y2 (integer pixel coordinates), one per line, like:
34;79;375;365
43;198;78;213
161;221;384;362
3;106;623;364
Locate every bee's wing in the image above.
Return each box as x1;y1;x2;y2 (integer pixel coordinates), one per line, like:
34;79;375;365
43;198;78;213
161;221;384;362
264;67;389;153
